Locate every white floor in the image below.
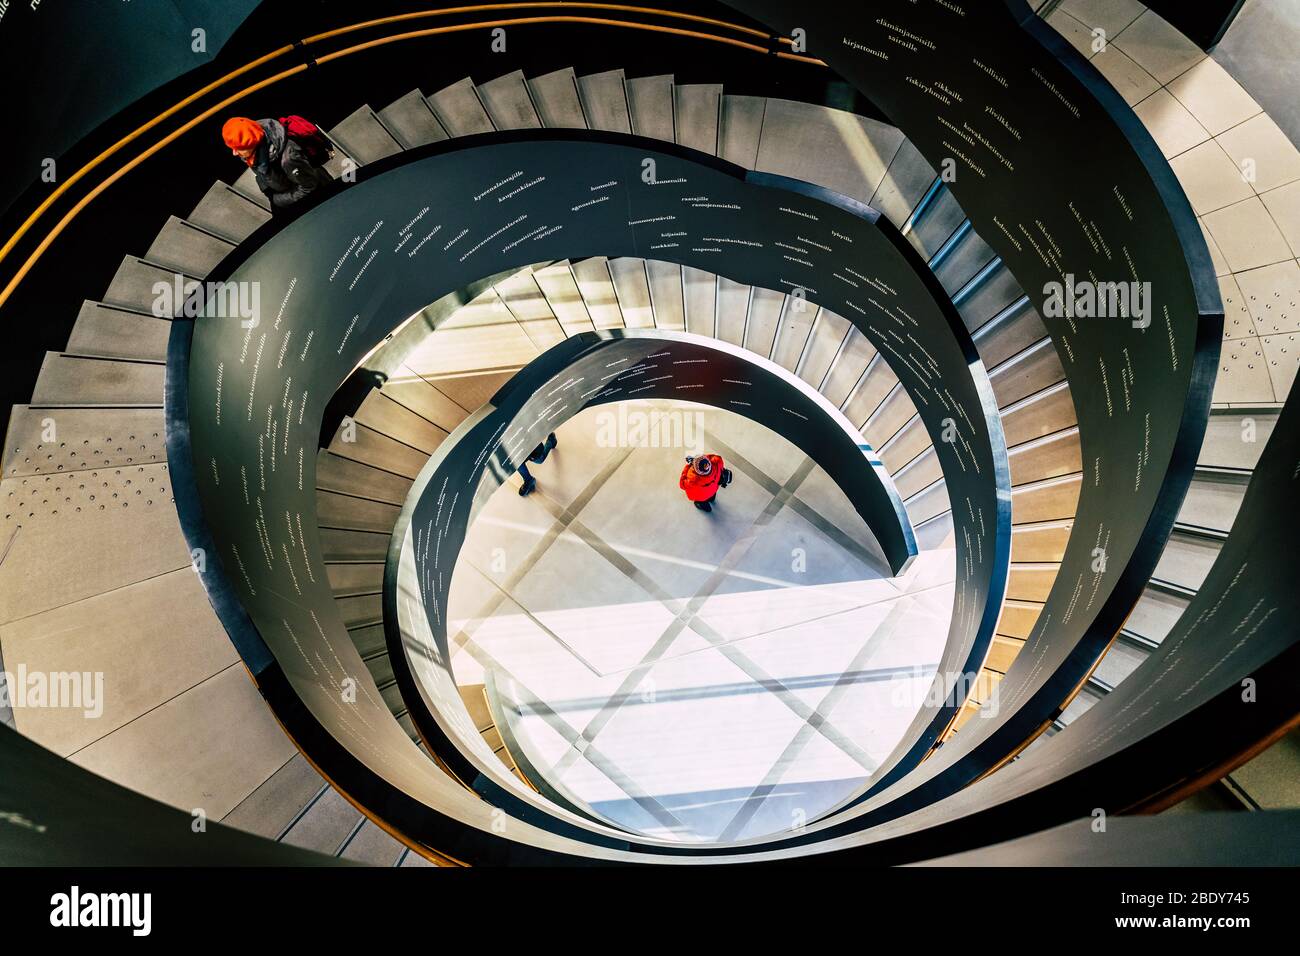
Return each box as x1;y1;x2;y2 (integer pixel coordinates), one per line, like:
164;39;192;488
446;400;954;843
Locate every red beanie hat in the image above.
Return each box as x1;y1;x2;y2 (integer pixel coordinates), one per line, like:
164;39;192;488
222;117;264;160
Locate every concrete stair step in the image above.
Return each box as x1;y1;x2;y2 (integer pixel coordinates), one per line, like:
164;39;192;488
494;270;568;352
904;478;950;526
972;297;1048;369
914;510;954;550
892;445;943;500
819;325;878;409
997;599;1043;640
1;568;236;757
795;308;851;390
1125;586;1191;645
66;302;170;362
220;753;327;841
319;528;391;562
348;622;388;660
3;406;165;479
862;383;913;452
380;372;470;434
1218;730;1300;810
841;354;898;428
769;296;816;373
1093;639;1150;690
144;216;234;277
316;490;401;535
1199;407;1279;470
644;260;685;332
377;89;449;148
325;561;385;597
477;70;542;130
328;105;403;164
1011;473;1083;523
362;649;395;685
986;634;1026;673
906;185;964;260
427;76;494;136
753;99;903;204
718;94;765;169
607;258;656;330
1011;519;1074;563
1000;381;1078;446
878;416;930;475
570;258;625;329
1177;468;1250;533
1151;530;1222;593
0;462;185;623
1007;427;1083;486
682;265;718;338
530;260;593;337
741;286;784;362
1058;688;1100;725
401;291;541;379
955;261;1024;332
989;339;1066;409
314;450;413;505
339;820;407;865
103;256;197;314
280;786;364;856
352;391;448;456
870;138;937;230
625;74;675;142
186;181;270;243
577;69;631;134
527;67;588;129
327;424;430;480
714;276;750;346
411;369;516;414
31;354;165;406
336;592;384;629
931;224;994;293
674;83;721;155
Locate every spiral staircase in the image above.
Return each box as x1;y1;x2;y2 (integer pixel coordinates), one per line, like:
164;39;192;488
1;0;1297;865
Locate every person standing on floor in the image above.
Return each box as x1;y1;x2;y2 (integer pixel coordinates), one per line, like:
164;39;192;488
679;453;731;512
517;433;558;497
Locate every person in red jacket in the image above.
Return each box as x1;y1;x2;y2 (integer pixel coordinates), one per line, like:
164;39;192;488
679;453;732;512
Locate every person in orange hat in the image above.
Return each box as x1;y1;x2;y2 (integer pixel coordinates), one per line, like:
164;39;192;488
221;117;265;165
679;453;731;512
222;116;333;212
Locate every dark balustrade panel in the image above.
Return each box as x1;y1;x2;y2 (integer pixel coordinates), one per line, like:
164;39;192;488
722;0;1223;804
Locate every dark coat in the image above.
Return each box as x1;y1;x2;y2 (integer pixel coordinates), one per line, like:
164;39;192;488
251;118;333;210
